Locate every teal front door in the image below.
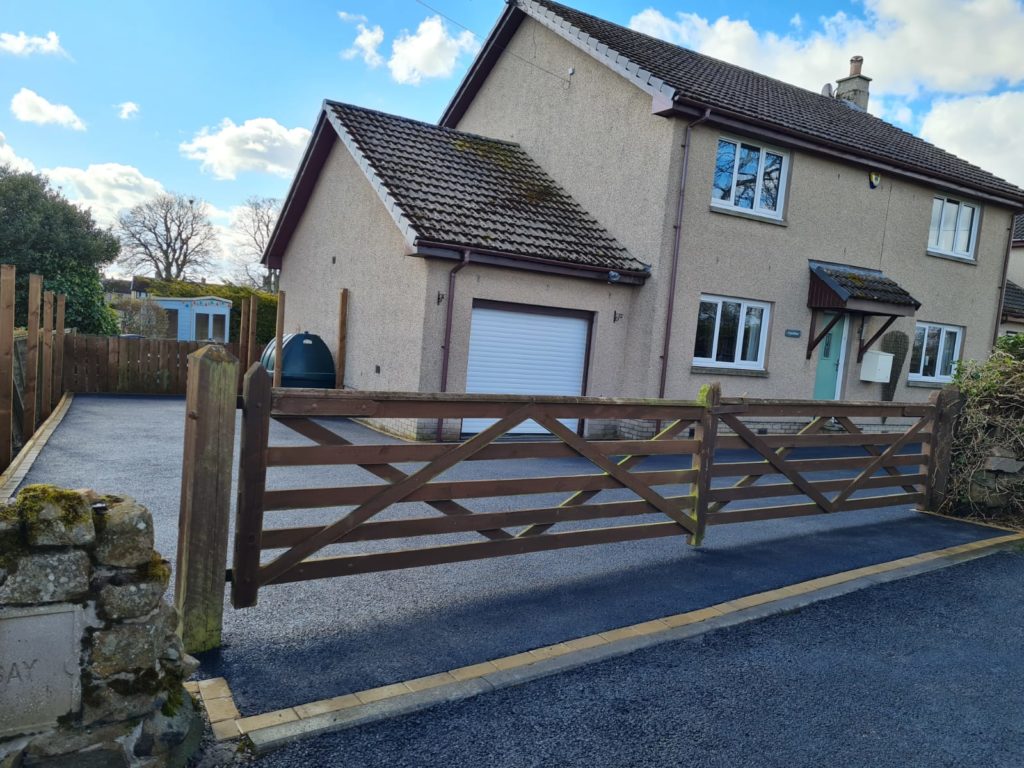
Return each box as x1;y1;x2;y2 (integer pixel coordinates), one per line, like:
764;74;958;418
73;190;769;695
813;313;846;400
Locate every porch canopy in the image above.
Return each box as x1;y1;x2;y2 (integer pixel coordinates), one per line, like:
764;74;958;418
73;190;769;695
806;260;920;362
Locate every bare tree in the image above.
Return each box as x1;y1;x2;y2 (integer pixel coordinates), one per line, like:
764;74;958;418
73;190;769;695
232;196;281;292
116;193;218;280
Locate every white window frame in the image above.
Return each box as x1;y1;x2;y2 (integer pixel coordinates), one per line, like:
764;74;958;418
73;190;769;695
909;321;963;383
710;136;790;221
693;294;771;370
927;195;979;261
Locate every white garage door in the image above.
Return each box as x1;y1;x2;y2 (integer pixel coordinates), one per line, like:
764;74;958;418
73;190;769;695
463;304;590;435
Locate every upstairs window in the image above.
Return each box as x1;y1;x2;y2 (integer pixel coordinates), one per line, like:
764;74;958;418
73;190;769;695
693;295;771;370
712;137;789;220
909;321;963;382
927;195;978;260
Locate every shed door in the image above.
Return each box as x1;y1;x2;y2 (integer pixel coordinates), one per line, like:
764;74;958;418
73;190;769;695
463;304;590;435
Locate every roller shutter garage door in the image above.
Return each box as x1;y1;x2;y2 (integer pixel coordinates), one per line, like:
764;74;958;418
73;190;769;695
463;304;590;435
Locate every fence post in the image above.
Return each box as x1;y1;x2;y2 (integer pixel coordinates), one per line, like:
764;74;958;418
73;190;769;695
174;344;239;653
337;288;348;388
52;294;65;407
23;274;41;437
238;297;250;375
232;364;272;609
0;266;14;470
923;386;962;512
40;291;54;420
246;297;258;369
273;290;285;388
689;382;721;546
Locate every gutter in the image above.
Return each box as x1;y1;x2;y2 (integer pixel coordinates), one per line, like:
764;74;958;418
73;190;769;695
437;249;472;440
658;108;711;400
416;241;650;285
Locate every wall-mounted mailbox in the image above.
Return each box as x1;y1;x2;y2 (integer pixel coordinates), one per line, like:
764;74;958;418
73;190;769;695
860;349;894;383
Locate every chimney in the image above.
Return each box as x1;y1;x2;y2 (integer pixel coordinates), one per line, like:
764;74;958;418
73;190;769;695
835;55;871;111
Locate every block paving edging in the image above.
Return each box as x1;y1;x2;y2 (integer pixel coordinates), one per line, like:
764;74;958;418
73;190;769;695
188;531;1024;753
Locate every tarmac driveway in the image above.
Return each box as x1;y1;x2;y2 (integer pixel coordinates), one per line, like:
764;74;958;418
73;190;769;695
258;550;1024;768
20;395;1002;715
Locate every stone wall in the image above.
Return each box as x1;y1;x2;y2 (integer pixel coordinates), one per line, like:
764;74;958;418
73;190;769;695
0;486;200;768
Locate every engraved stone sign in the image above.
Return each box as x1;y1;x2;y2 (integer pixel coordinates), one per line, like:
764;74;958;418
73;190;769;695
0;604;82;737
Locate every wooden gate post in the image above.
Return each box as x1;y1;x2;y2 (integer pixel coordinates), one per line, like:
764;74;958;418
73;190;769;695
923;386;962;512
337;288;348;389
689;382;721;546
273;291;285;388
174;344;239;653
232;364;272;608
52;294;65;408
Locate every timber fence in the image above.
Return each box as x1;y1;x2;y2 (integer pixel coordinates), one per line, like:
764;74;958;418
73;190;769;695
172;352;960;652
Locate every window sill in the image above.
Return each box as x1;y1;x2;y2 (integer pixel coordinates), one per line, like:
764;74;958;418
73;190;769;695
709;205;787;227
691;365;769;378
926;249;976;265
907;379;950;389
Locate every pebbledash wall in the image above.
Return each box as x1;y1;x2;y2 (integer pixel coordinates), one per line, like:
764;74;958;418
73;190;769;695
0;486;200;768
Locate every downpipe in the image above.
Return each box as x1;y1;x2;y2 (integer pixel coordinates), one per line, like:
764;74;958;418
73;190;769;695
437;249;471;441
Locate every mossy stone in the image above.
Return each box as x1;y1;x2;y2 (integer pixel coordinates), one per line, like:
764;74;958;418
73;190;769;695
16;485;95;547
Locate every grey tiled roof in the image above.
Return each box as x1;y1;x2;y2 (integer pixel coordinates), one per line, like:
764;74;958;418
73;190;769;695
1013;216;1024;242
1005;281;1024;319
809;261;920;308
326;101;646;274
522;0;1024;204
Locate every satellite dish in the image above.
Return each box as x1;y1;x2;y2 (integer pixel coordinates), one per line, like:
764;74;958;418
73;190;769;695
821;83;834;97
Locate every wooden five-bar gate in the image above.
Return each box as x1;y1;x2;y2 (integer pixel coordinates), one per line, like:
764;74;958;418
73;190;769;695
173;351;959;653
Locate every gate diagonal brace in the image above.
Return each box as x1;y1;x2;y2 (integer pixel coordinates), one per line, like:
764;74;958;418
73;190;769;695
720;414;834;514
830;413;933;510
260;405;535;586
517;418;695;538
534;415;697;536
834;416;921;494
275;416;514;542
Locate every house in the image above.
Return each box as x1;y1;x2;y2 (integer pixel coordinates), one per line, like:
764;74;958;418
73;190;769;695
266;0;1024;438
1001;216;1024;335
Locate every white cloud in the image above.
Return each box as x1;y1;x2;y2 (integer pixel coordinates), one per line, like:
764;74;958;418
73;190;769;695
0;31;65;56
629;0;1024;100
338;11;367;24
45;163;165;227
789;13;803;29
116;101;139;120
179;117;311;180
0;132;35;172
342;23;384;67
10;88;85;130
387;16;479;85
920;92;1024;188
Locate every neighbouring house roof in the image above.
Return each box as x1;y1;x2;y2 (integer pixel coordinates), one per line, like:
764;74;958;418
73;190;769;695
444;0;1024;207
102;278;131;295
808;261;921;312
265;101;648;282
1013;215;1024;243
1004;280;1024;320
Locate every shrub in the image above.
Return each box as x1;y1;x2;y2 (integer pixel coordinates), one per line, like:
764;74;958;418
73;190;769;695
946;339;1024;524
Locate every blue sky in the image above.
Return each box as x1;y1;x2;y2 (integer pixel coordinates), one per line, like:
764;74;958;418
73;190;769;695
3;0;1023;277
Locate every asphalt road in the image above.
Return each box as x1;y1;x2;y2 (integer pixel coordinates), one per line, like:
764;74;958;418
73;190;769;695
21;395;1000;714
259;550;1024;768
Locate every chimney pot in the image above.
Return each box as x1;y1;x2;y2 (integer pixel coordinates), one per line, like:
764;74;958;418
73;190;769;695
850;56;863;76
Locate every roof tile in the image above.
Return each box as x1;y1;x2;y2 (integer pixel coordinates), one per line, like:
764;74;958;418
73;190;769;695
327;101;645;274
523;0;1024;204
